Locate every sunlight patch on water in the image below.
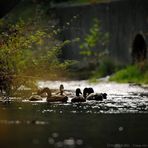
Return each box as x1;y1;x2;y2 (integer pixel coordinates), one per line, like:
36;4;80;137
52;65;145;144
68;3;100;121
11;80;145;114
37;80;148;113
37;80;147;95
48;133;84;148
1;80;147;114
0;120;49;125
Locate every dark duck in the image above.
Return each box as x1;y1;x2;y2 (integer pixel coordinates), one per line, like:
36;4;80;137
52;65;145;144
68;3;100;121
29;90;43;101
71;88;86;103
29;86;68;102
83;87;107;101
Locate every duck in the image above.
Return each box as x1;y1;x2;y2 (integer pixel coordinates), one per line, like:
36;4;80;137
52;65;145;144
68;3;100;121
55;84;65;95
83;87;94;98
71;88;86;103
83;87;107;101
29;94;42;101
42;87;68;103
86;92;107;101
29;87;68;103
29;88;43;101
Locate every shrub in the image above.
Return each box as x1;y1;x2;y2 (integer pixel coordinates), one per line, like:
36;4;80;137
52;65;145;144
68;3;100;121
110;64;148;84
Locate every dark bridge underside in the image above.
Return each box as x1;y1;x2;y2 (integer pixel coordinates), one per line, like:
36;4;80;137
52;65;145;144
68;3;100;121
0;0;20;18
132;34;147;63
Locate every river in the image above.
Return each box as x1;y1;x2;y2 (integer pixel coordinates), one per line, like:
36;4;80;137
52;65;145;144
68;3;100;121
0;80;148;148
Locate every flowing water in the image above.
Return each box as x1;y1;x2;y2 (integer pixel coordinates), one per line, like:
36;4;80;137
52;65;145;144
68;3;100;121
0;80;148;148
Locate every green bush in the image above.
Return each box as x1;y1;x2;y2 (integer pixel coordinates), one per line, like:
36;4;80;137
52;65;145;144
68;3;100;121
110;64;148;84
0;16;73;95
89;56;126;81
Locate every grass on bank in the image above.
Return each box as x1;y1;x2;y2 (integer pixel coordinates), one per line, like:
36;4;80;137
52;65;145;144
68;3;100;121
109;63;148;84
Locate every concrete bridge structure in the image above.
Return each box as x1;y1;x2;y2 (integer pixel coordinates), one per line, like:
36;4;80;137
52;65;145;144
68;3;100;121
51;0;148;64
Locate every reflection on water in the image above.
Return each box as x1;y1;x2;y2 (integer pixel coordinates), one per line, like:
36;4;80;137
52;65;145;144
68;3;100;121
37;80;148;113
0;81;148;148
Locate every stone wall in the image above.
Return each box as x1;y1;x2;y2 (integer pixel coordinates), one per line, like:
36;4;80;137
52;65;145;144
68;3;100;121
51;0;148;64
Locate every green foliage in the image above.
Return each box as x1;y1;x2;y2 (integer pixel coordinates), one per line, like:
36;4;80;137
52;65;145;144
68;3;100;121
80;19;109;59
0;17;73;95
110;64;148;84
78;18;110;79
91;57;117;79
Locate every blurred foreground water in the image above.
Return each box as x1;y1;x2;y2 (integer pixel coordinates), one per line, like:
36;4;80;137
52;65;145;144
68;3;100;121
0;80;148;148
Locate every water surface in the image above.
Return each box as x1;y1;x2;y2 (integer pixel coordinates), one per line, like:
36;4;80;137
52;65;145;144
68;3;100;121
0;81;148;148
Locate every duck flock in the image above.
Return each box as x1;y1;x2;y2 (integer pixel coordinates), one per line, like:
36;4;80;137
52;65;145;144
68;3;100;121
29;84;107;103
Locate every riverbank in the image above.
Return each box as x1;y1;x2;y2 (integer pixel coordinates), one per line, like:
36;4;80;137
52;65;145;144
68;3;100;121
109;64;148;84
